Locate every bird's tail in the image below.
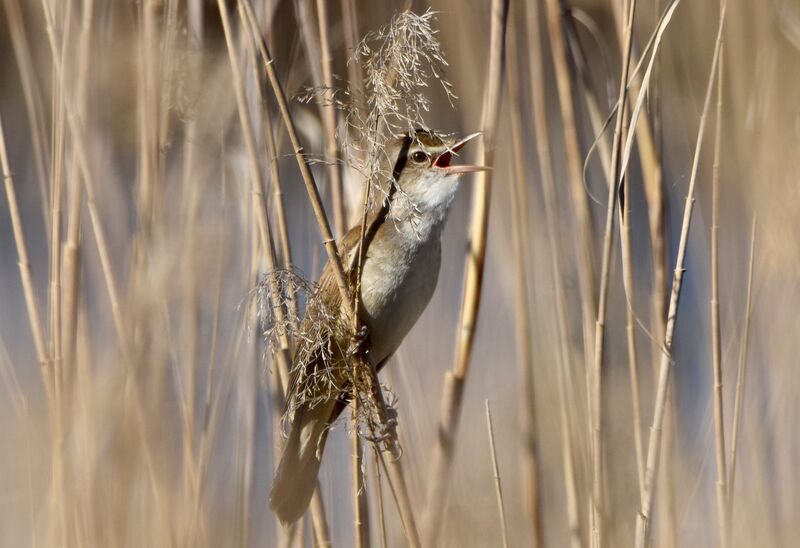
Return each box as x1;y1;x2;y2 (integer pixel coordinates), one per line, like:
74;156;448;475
269;399;336;524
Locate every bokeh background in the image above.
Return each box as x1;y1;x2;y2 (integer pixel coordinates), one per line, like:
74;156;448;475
1;0;799;546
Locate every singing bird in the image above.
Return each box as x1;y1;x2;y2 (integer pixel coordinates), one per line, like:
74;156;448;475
269;129;484;524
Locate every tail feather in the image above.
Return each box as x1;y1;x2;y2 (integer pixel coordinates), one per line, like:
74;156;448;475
269;400;335;524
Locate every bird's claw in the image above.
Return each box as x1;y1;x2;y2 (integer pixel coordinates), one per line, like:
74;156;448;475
347;325;370;358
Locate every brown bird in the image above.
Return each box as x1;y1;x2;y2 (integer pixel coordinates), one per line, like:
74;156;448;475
269;129;484;524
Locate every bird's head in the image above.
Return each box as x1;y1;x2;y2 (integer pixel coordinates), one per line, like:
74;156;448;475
389;129;486;215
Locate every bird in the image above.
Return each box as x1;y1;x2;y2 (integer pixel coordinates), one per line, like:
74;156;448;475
269;128;485;524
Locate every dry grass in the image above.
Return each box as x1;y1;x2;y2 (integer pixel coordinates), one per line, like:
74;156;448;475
1;1;798;547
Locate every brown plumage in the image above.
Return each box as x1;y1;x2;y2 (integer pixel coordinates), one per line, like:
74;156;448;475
269;130;484;524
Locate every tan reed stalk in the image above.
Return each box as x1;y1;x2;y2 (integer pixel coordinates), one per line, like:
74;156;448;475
525;0;582;544
157;0;181;148
40;0;129;358
353;432;369;548
587;1;637;543
506;9;543;545
710;45;728;548
634;3;728;545
563;17;612;183
220;3;334;544
543;0;598;380
2;0;51;230
49;5;76;543
240;1;349;307
61;0;94;399
613;0;676;541
423;1;509;545
372;448;389;548
256;60;308;548
570;8;648;500
263;104;299;324
727;216;757;536
485;400;510;548
316;0;347;237
0;115;53;402
620;140;645;505
608;0;665;281
293;0;347;234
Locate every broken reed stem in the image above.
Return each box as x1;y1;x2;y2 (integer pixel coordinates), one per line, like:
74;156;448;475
240;3;420;544
543;0;598;383
634;3;727;546
506;9;543;545
0;115;53;402
727;215;757;536
589;1;637;544
710;45;728;548
423;1;509;545
525;0;581;544
315;0;347;237
485;400;510;548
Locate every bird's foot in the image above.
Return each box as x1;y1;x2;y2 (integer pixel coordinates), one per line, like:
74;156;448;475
347;325;370;358
363;409;401;457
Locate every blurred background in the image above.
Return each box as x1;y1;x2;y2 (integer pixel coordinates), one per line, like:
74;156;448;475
1;0;799;546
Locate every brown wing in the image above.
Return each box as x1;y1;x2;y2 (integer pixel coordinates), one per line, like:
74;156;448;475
284;215;381;411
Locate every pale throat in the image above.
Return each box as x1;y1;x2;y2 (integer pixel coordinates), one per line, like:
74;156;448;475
387;170;460;242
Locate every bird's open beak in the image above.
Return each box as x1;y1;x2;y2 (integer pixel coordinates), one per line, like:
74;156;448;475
434;132;491;176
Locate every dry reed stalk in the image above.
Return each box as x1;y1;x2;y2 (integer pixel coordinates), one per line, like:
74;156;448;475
240;3;421;544
315;0;347;237
587;1;637;544
221;3;335;544
61;0;94;401
506;9;543;545
608;0;666;291
353;431;370;548
561;12;647;505
543;0;598;383
294;0;346;236
47;5;74;543
423;1;509;545
524;0;582;544
263;99;299;324
372;448;389;548
727;216;757;537
634;3;728;545
485;400;510;548
710;45;728;548
621;152;645;505
2;0;51;230
563;16;612;182
40;0;129;358
0;115;53;401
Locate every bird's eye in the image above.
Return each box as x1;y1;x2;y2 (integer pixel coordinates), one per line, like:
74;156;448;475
411;150;428;163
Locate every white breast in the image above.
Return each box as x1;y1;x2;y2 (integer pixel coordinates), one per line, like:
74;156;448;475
358;227;442;365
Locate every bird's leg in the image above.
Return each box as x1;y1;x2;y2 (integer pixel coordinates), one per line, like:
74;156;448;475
347;325;370;358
